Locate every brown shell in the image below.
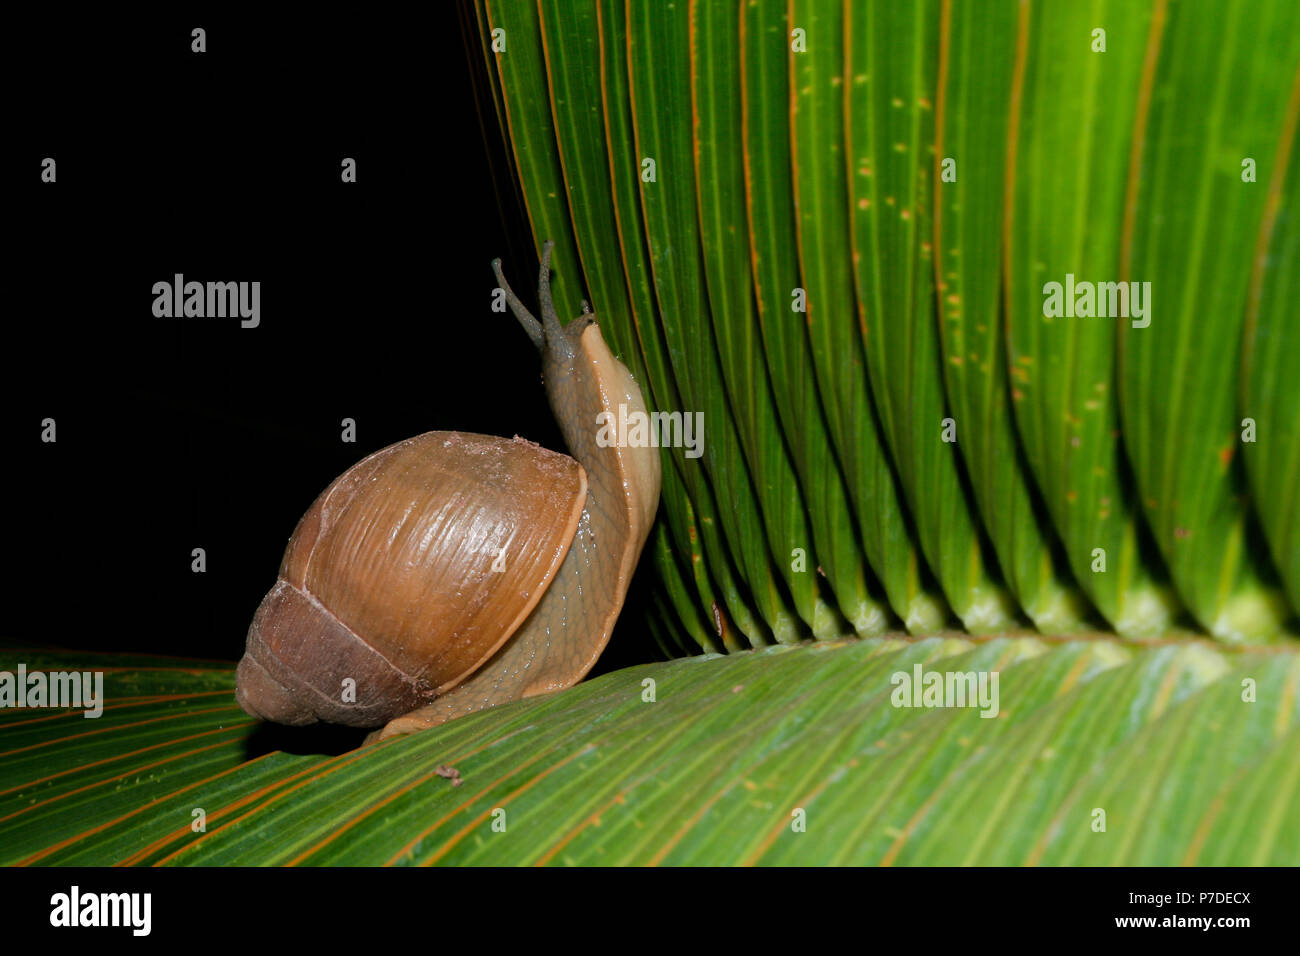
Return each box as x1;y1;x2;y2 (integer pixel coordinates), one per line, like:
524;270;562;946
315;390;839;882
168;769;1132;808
235;431;587;727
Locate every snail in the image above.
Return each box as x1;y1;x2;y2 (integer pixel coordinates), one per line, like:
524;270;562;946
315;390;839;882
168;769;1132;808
234;241;661;737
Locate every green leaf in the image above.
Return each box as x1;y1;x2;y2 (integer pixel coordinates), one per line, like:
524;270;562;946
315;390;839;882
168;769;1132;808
1241;66;1300;617
481;0;586;321
479;1;1297;647
1119;0;1300;641
934;0;1090;632
627;0;805;642
844;0;1016;631
490;0;767;650
530;0;716;651
1005;0;1182;637
741;0;890;637
7;640;1297;865
592;0;773;649
692;0;850;640
0;654;303;865
790;0;950;634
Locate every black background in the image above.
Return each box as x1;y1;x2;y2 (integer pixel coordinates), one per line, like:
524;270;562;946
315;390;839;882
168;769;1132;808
4;7;655;669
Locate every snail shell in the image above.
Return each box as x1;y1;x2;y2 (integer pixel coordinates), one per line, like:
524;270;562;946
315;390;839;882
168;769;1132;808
236;432;587;727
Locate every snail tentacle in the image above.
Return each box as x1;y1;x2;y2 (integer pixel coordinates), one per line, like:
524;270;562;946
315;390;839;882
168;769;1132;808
491;256;544;350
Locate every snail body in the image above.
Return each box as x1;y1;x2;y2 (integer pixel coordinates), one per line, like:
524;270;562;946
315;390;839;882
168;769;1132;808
234;243;661;734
